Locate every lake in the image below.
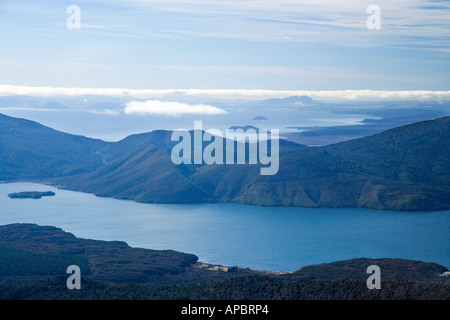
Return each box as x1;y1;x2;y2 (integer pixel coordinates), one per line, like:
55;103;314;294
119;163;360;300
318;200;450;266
0;182;449;271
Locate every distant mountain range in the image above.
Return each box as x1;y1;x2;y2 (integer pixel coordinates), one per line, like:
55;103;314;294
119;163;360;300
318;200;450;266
285;105;450;146
257;95;321;107
1;112;449;211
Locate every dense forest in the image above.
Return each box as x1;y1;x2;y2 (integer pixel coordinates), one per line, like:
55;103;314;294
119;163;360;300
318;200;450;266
1;275;449;300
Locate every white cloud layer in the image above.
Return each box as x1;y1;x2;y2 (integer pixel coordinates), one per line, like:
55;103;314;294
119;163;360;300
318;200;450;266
1;85;450;102
124;100;227;116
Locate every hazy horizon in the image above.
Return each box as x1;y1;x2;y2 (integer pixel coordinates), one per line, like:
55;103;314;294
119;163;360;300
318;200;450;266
1;0;449;90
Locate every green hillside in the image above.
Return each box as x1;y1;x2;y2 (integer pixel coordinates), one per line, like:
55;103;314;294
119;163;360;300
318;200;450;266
0;246;90;277
0;223;198;284
60;116;450;211
1;112;449;211
0;113;109;179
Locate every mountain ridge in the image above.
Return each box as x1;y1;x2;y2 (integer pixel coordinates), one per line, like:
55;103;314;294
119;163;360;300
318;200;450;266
1;112;449;211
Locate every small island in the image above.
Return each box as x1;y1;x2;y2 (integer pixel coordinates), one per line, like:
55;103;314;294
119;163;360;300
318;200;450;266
8;191;55;199
253;116;268;120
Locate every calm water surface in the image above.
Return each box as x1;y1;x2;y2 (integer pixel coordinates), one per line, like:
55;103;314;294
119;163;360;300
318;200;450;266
0;182;448;271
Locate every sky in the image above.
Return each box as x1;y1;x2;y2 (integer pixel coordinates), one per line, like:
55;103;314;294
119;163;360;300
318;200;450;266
0;0;449;93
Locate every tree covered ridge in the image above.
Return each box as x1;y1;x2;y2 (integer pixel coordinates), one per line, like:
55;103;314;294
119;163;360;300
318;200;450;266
1;113;450;211
1;275;449;300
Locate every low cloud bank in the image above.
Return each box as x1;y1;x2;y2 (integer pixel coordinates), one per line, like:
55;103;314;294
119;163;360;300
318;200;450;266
1;85;450;101
124;100;227;116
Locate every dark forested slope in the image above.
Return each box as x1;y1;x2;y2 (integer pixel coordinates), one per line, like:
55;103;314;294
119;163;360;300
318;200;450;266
1;113;449;211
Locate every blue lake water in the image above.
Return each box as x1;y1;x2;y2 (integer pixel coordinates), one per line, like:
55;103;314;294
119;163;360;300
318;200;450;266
0;182;449;271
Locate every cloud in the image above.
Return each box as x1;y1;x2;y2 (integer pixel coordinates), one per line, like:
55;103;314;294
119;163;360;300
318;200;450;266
1;85;450;102
12;0;445;48
0;85;450;101
108;0;450;47
124;100;227;116
88;109;121;116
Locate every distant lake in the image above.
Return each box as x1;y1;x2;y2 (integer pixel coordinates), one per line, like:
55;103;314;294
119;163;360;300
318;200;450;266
1;182;449;271
0;108;372;142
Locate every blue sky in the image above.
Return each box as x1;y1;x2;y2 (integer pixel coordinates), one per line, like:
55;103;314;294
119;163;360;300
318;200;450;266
0;0;449;91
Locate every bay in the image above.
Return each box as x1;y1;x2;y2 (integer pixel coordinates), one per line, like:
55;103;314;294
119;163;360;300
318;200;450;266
0;182;448;271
